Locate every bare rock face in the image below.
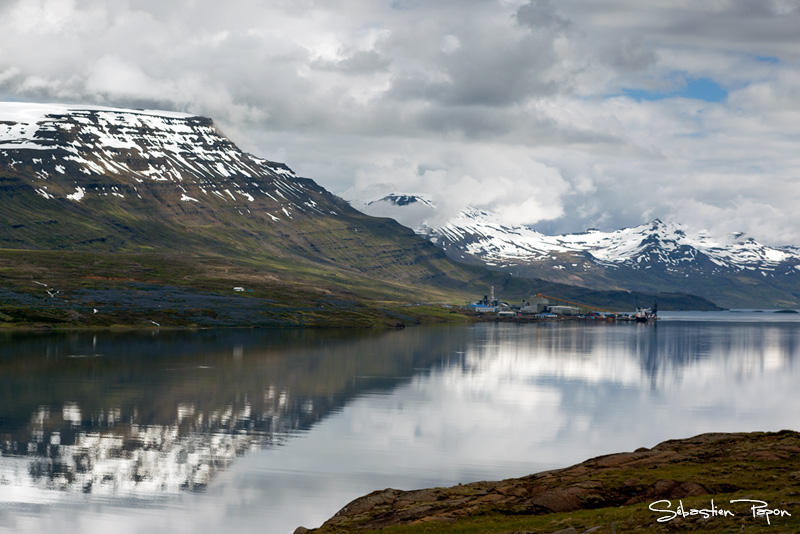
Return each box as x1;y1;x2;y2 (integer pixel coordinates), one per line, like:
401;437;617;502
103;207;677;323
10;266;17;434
306;430;800;532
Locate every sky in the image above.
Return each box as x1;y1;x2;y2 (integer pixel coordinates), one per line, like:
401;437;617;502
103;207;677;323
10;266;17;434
1;0;799;245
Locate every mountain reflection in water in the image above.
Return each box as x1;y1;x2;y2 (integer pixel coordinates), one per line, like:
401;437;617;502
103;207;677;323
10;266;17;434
1;316;799;533
0;328;452;498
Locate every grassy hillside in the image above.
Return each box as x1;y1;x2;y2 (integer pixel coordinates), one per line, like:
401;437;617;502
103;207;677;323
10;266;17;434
306;431;800;534
1;178;719;329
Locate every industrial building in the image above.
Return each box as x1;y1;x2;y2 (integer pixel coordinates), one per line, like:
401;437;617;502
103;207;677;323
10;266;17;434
520;295;550;314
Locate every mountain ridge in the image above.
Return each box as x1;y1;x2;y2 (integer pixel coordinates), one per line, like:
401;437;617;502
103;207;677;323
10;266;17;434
359;194;800;308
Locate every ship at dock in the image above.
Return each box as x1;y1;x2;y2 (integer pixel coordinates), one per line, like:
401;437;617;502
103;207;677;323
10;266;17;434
634;303;658;323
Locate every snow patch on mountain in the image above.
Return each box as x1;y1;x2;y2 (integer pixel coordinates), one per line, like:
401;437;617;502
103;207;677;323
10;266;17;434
66;186;86;202
0;102;191;150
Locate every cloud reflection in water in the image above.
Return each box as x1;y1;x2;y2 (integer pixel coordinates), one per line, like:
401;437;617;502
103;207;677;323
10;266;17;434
1;317;799;532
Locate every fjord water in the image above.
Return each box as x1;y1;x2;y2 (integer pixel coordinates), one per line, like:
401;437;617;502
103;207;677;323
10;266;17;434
2;313;800;533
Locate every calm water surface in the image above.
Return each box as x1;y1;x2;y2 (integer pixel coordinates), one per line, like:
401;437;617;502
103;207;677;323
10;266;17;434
2;311;800;533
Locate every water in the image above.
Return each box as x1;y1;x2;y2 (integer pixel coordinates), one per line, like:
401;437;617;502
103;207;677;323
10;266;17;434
1;311;800;533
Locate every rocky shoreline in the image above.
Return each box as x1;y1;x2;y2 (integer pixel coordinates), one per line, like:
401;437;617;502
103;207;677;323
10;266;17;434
297;430;800;533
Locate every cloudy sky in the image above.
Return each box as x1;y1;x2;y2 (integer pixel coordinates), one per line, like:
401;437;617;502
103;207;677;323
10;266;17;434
1;0;799;244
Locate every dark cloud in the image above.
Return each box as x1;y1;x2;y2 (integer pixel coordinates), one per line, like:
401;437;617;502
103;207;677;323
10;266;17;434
601;35;659;73
727;0;799;17
515;0;571;33
437;35;566;105
382;15;570;109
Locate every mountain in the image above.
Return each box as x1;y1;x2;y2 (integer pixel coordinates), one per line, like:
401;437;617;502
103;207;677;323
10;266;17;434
366;194;436;209
0;103;428;269
0;103;718;327
0;103;490;327
357;192;438;231
405;204;800;309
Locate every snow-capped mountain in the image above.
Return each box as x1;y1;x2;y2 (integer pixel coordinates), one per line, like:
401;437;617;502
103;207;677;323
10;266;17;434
0;102;783;313
0;102;319;222
357;193;437;230
366;193;436;209
359;198;800;308
430;207;800;275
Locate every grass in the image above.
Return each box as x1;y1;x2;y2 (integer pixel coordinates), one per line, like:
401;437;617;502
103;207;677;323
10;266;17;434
379;304;478;325
0;248;478;329
351;491;800;534
360;492;800;533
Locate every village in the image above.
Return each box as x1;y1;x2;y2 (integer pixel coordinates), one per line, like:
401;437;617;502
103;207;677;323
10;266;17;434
466;287;657;322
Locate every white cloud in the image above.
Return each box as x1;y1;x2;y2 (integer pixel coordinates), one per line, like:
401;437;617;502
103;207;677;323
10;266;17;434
343;142;570;228
0;0;799;244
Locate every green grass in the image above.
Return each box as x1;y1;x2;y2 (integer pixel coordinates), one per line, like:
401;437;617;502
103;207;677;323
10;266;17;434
343;491;800;534
355;492;800;534
0;248;478;329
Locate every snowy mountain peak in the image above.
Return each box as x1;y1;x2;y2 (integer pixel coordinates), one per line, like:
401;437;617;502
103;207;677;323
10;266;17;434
366;193;436;209
356;193;437;230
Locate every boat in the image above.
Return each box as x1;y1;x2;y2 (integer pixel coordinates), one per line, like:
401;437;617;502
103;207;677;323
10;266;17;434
634;303;657;323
